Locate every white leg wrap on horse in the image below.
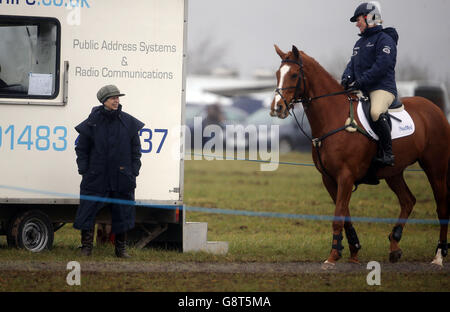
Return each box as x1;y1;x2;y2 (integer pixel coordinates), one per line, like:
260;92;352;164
431;248;443;267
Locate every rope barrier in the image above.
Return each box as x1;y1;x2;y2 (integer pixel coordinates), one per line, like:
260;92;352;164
0;184;445;226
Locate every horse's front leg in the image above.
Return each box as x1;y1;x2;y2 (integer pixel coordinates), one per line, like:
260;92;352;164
322;171;355;269
344;221;362;264
322;175;362;264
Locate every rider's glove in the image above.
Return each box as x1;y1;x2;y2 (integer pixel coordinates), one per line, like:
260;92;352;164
349;79;362;90
341;76;352;90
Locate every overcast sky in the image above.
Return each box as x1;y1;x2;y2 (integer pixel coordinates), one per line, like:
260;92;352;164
187;0;450;81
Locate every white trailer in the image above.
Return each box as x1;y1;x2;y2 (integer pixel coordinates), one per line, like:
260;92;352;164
0;0;227;254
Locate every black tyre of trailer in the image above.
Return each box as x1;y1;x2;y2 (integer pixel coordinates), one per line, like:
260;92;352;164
7;210;54;252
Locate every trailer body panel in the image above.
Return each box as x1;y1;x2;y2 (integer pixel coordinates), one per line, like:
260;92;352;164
0;0;187;208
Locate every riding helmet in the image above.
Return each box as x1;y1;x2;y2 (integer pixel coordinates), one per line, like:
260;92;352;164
350;2;382;25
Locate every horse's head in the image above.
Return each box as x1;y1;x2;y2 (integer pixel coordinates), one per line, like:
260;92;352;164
270;45;307;119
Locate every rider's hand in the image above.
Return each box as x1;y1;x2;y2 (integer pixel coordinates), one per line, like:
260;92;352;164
349;80;362;90
341;77;351;89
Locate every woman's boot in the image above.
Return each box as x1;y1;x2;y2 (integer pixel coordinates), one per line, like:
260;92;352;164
114;232;131;258
373;113;395;166
80;228;94;256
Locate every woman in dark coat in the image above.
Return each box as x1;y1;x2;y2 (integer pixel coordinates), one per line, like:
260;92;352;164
74;85;144;257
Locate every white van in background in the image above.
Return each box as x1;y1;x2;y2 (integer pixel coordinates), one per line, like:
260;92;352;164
397;81;450;122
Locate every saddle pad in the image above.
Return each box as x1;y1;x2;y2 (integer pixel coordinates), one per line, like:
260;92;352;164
357;101;415;140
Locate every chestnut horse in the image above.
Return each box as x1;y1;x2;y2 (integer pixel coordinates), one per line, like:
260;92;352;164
271;45;450;268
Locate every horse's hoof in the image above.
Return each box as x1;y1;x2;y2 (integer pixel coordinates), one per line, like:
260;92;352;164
389;249;402;263
431;249;444;267
321;260;336;270
431;258;443;268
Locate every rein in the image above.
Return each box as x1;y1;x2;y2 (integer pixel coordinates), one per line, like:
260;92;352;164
290;96;366;183
291;95;371;147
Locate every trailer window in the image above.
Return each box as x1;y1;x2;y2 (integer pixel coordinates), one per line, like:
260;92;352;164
0;16;60;100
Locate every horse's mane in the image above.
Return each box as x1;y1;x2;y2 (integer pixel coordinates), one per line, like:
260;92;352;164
292;51;342;90
303;52;342;88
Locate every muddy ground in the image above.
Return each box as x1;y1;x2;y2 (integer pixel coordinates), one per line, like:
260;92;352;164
0;261;448;274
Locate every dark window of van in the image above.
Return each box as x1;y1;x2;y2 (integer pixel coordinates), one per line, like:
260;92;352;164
415;86;447;114
0;16;61;100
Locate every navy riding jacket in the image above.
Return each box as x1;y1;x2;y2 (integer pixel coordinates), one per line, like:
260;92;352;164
342;25;399;97
75;105;145;194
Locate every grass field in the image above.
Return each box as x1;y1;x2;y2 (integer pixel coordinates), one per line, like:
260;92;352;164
0;151;448;292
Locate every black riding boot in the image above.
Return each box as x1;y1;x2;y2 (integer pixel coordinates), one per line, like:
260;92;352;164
373;114;395;166
80;229;94;256
115;232;131;258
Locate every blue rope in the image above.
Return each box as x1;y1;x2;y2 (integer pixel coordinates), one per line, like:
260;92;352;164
0;184;445;226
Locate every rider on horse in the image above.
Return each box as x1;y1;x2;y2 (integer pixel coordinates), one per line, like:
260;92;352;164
341;2;399;167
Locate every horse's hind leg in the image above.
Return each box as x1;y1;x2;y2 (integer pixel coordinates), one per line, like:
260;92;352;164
419;158;449;266
385;173;416;263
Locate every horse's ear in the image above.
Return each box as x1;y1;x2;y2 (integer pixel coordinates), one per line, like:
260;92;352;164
274;44;286;59
292;45;300;60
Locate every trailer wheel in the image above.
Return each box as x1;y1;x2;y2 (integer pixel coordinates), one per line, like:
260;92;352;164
8;210;54;252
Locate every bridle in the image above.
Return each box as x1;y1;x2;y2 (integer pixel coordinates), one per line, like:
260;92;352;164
273;53;370;187
274;53;360;140
274;57;309;112
275;54;357;112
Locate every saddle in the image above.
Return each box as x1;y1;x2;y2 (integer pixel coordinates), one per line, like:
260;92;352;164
354;96;405;190
360;96;404;132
